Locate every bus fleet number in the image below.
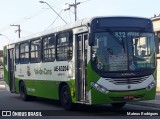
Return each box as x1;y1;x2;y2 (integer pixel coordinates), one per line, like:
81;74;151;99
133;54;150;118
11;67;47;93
54;65;69;71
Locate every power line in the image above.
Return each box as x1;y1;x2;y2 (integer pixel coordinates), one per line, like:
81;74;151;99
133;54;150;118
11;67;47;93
52;0;66;7
43;0;66;10
45;9;63;30
39;1;67;24
0;1;67;32
0;0;70;39
69;9;72;22
80;0;91;3
21;30;34;35
0;8;48;33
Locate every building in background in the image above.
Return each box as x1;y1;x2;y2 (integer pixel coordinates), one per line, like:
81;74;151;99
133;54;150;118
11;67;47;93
0;50;3;79
152;16;160;92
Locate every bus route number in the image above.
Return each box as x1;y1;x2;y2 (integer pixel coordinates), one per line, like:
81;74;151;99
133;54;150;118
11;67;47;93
54;65;69;71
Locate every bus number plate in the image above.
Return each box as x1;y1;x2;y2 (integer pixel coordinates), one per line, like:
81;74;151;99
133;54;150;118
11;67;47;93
124;95;134;100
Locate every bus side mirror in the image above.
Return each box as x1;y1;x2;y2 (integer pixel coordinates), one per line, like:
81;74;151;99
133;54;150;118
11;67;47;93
88;33;95;46
155;35;159;54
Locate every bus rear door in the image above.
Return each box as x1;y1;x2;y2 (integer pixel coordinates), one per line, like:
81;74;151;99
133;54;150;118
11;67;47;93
8;48;15;93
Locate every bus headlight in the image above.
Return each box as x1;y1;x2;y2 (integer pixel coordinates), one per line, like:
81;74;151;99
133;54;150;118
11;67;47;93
146;80;156;91
91;82;109;93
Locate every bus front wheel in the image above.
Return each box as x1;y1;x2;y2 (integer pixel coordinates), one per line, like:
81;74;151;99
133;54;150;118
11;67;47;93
111;102;126;109
19;81;29;101
60;85;73;110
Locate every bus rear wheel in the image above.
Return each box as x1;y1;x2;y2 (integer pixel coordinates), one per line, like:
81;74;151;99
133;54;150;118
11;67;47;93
60;85;73;110
19;81;29;101
111;102;126;109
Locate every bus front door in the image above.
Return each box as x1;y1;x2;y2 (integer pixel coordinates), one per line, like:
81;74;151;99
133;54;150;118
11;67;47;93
8;49;15;93
76;33;88;102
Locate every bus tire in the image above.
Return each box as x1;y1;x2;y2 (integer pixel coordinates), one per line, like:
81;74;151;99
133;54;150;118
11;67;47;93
111;102;126;109
60;85;73;110
19;81;29;101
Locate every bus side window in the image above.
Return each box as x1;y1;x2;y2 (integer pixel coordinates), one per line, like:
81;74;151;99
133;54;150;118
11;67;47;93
42;34;55;62
15;44;19;64
56;31;73;61
20;42;29;64
30;39;41;63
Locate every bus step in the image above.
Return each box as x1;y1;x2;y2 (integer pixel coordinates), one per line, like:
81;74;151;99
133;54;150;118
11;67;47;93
77;100;89;104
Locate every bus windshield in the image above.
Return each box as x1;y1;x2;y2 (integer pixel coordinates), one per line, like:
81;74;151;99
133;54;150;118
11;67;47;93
91;32;155;72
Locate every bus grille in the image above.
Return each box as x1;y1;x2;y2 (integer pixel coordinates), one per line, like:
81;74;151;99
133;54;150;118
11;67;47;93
106;76;148;85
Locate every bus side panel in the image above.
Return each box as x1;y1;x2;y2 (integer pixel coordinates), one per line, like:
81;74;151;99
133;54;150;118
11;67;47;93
32;80;76;101
35;80;59;99
15;78;50;98
3;47;9;88
14;78;76;102
3;66;9;87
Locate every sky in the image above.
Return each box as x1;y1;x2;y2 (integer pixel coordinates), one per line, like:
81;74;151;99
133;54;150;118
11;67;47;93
0;0;160;50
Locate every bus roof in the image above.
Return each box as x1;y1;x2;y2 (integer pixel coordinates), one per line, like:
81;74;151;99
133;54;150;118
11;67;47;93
6;16;151;46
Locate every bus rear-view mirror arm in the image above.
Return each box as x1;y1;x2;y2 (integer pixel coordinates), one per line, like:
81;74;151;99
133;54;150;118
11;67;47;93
88;33;95;46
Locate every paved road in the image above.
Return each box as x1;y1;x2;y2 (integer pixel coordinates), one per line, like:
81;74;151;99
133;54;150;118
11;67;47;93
0;88;160;119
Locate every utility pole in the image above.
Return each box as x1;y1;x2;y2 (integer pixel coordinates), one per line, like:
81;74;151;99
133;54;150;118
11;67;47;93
74;0;78;21
64;0;81;21
10;24;21;38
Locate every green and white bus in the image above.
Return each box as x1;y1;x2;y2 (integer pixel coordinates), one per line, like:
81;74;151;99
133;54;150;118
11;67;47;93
3;16;159;110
